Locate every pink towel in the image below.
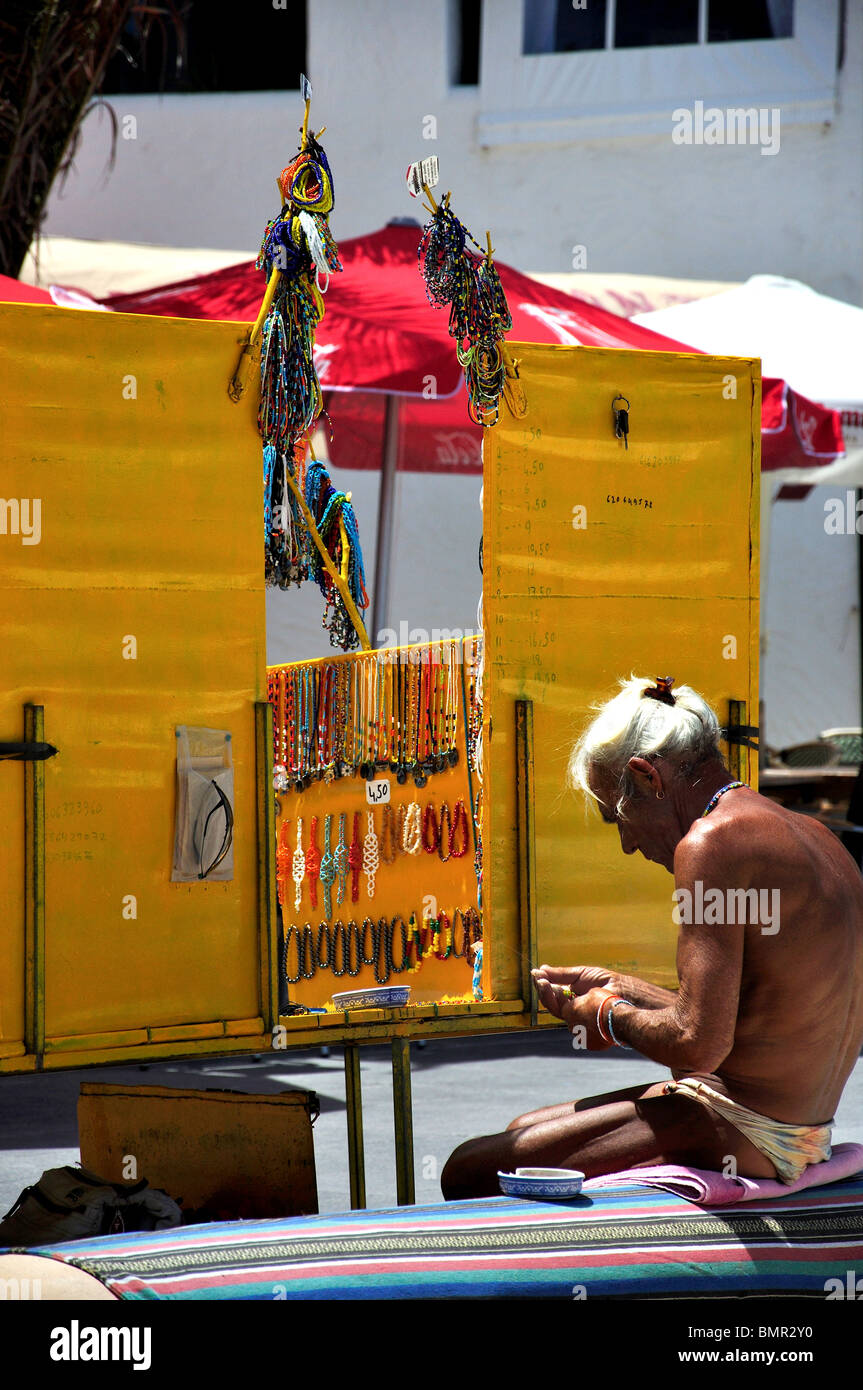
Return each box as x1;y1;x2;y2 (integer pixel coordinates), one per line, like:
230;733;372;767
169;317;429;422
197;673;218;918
581;1142;863;1205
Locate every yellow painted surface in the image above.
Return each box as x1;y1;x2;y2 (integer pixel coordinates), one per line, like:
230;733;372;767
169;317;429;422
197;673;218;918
0;303;267;1050
78;1083;318;1218
0;309;758;1073
484;344;760;1000
271;642;479;1007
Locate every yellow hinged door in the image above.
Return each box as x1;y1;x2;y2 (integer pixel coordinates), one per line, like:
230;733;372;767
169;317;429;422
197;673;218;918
483;344;759;1004
0;304;273;1072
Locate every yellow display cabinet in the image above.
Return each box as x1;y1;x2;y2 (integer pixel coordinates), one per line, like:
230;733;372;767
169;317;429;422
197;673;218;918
0;306;759;1092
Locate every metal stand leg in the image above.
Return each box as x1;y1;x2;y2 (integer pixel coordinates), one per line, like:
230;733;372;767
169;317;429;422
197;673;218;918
391;1037;415;1205
24;704;46;1067
344;1044;366;1210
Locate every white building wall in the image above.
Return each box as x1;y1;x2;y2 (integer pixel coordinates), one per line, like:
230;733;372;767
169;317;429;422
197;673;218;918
44;0;863;301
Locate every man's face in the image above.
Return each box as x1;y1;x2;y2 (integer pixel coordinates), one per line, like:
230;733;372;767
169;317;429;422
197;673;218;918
588;762;674;871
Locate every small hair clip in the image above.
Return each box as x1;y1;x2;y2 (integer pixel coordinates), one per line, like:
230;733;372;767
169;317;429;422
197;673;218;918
643;677;675;706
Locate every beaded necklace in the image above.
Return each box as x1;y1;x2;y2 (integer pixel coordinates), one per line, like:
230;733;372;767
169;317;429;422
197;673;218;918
701;781;745;817
291;817;305;911
276;820;292;906
379;804;398;864
319;814;336;920
438;801;453;862
403;801;422;855
449;798;470;858
422;801;439;854
362;809;379;898
348;811;362;903
305;814;321;907
333;811;348;906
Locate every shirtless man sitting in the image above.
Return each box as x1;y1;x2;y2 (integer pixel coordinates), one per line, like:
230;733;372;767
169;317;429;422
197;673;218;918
441;675;863;1200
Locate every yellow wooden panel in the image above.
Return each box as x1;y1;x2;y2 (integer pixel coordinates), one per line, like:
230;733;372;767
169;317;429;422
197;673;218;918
0;303;267;1048
484;343;759;999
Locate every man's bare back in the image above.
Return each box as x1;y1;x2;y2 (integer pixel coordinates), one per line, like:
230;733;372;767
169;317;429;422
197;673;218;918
688;790;863;1125
442;746;863;1199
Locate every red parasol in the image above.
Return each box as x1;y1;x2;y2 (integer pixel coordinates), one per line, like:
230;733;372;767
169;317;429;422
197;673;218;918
0;275;54;305
101;223;844;478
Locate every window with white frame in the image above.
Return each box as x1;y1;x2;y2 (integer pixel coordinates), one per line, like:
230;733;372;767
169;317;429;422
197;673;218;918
523;0;794;54
476;0;834;145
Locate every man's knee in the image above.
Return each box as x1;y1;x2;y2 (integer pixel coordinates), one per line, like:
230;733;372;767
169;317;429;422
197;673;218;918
440;1144;470;1200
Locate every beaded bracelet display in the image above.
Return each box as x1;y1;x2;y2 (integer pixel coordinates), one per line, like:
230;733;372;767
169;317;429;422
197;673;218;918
281;906;482;988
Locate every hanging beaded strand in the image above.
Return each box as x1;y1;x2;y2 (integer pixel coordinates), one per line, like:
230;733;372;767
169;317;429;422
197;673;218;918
305;814;321;907
292;816;305;911
449;797;471;857
403;801;422;855
348;810;362;902
276;819;292;906
379;804;398;864
362;809;380;898
333;811;348;906
319;814;336;920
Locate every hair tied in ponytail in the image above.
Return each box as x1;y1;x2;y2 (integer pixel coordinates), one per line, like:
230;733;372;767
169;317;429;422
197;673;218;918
642;677;676;707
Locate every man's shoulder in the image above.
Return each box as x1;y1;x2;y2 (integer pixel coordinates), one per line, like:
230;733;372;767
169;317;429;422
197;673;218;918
673;796;782;884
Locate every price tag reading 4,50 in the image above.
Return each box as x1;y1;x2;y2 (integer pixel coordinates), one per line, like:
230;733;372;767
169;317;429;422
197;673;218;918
365;778;391;805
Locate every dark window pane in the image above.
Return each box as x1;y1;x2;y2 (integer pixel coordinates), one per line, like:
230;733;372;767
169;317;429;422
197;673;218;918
454;0;482;83
615;0;699;48
524;0;607;53
555;0;607;51
708;0;793;42
102;1;307;95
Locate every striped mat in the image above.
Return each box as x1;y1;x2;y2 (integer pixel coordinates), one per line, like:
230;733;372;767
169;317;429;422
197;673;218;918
19;1176;863;1300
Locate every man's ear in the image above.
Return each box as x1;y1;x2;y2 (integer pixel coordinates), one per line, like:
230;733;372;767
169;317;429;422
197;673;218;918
627;756;661;795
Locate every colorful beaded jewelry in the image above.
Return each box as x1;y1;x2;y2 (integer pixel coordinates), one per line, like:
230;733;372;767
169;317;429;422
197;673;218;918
379;804;398;864
449;798;470;858
438;801;453;862
422;802;439;854
362;809;379;898
276;819;292;907
305;814;321;908
333;811;348;906
403;802;422;855
701;781;745;817
319;814;336;921
291;816;305;911
348;810;362;903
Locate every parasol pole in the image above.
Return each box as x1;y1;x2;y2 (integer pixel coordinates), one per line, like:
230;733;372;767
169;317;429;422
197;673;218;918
371;394;400;647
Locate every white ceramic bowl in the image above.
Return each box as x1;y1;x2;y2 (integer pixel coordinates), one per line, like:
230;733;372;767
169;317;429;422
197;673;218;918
331;985;411;1010
497;1167;585;1199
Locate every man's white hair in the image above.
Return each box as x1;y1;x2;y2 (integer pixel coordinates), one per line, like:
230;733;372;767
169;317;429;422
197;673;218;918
568;675;723;814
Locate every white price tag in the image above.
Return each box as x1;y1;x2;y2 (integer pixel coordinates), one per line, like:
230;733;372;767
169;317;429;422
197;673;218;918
365;778;391;805
406;156;440;198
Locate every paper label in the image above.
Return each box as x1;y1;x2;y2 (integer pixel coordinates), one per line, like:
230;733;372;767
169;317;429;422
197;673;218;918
300;74;312;100
365;778;391;805
406;156;440;198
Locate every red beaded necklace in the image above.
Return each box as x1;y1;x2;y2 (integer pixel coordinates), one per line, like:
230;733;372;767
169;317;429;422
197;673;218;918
305;815;321;908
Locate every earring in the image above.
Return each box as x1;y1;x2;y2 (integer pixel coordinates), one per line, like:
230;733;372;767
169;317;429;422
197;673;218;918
656;789;665;801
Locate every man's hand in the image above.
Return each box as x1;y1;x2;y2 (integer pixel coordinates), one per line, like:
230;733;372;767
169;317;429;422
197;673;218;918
532;977;614;1051
532;964;617;996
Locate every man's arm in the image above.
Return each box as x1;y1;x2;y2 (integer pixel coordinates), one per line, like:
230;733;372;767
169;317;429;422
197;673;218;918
608;833;744;1071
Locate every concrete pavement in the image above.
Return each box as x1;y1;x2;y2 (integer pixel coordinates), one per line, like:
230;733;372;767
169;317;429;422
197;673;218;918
1;1030;861;1215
